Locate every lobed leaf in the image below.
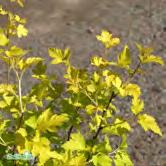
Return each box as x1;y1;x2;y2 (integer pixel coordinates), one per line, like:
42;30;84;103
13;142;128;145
138;114;162;136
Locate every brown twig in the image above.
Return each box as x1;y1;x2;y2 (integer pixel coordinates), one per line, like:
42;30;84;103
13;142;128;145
67;125;74;141
93;91;116;140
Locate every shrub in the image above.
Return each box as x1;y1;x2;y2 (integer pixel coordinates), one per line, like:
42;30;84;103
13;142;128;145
0;1;164;166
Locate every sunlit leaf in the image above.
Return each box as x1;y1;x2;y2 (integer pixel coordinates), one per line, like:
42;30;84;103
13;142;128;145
92;153;112;166
96;30;120;49
138;114;162;136
69;156;86;166
118;45;131;69
48;48;70;64
37;109;69;133
140;55;164;65
62;132;86;151
5;46;28;57
114;151;133;166
0;29;9;46
131;97;144;115
17;24;28;38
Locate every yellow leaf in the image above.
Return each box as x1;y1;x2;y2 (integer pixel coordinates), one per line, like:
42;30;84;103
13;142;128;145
136;43;164;65
85;104;96;114
5;46;28;57
96;30;120;49
48;48;70;64
62;132;86;151
10;0;25;7
124;83;141;98
131;97;144;115
17;24;28;38
30;135;56;165
138;114;162;136
3;95;14;105
93;72;100;83
0;30;9;46
141;55;164;65
103;118;131;135
0;6;8;15
0;84;15;94
15;15;26;24
69;156;86;166
0;101;7;108
37;109;69;132
118;45;131;68
18;57;43;70
91;56;109;67
112;76;122;89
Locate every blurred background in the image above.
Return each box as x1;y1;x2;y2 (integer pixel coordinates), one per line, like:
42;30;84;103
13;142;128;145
0;0;166;165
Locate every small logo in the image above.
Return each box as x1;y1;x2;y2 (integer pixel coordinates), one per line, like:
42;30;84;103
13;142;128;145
4;151;35;160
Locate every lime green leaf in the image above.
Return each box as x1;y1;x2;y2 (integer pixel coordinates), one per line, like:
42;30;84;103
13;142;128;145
96;30;120;49
0;30;9;46
25;115;37;129
17;24;28;38
15;128;27;153
3;95;14;105
17;128;27;137
94;136;112;154
94;114;102;127
92;153;112;166
37;109;69;132
114;151;133;166
85;104;96;115
32;61;47;75
87;84;96;93
62;132;85;151
138;114;162;136
0;119;10;133
103;118;131;135
30;135;58;165
118;45;131;68
69;156;86;166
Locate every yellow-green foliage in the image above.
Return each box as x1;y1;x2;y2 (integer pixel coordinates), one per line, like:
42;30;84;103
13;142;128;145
0;1;164;166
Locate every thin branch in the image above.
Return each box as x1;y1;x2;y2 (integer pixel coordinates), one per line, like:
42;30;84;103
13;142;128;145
102;120;127;130
93;91;116;140
125;61;141;84
67;125;74;141
78;84;98;106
